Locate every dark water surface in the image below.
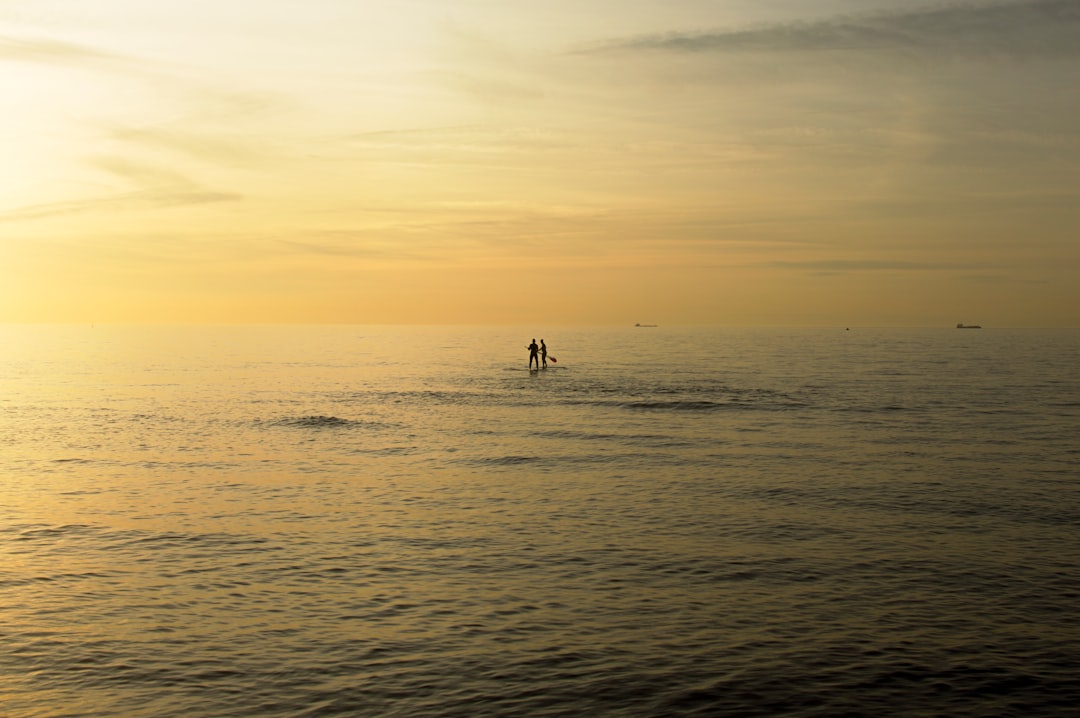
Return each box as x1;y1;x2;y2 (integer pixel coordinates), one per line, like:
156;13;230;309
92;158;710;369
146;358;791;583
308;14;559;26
2;325;1078;717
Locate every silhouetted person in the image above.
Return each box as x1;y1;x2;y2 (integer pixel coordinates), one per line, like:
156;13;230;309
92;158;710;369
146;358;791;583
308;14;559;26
540;339;548;369
527;339;539;370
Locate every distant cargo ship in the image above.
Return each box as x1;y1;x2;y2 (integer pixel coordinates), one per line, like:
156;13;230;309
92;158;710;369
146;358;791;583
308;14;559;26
635;323;658;327
956;323;982;329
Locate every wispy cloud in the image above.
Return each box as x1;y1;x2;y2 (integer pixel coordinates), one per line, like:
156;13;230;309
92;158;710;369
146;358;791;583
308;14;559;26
275;235;417;261
0;190;239;223
587;0;1080;60
0;158;240;223
0;34;130;65
2;31;286;121
105;124;269;167
765;259;980;272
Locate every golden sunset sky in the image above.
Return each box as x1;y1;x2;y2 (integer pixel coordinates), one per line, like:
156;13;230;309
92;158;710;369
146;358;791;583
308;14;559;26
2;0;1078;326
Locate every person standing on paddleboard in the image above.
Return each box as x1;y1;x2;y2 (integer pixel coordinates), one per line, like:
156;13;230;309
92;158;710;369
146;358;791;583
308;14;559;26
528;339;540;370
540;339;548;369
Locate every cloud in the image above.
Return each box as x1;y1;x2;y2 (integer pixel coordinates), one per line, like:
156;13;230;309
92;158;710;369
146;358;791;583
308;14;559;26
276;235;409;260
2;31;287;123
343;124;577;162
587;0;1080;60
0;158;240;223
765;259;978;272
0;34;123;64
0;190;239;223
106;125;268;167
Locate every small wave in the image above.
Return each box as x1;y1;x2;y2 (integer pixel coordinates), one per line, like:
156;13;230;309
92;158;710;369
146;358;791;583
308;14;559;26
0;571;112;589
457;453;636;469
570;393;807;412
13;524;98;542
472;455;543;466
838;404;922;414
622;400;730;412
348;445;419;457
536;429;700;449
267;415;367;429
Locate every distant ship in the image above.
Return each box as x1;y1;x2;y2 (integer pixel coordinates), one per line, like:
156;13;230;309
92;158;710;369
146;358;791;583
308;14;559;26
635;323;658;327
956;323;982;329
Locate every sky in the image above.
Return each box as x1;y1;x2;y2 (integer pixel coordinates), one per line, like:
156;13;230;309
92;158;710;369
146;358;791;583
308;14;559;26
2;0;1078;326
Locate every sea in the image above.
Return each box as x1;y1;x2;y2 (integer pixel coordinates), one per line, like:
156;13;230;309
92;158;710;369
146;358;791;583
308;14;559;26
2;324;1078;718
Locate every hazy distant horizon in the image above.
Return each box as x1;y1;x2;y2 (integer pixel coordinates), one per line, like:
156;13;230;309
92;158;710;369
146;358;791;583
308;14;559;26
5;320;1078;330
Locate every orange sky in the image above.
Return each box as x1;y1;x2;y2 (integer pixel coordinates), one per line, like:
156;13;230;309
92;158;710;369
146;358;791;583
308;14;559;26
3;0;1078;326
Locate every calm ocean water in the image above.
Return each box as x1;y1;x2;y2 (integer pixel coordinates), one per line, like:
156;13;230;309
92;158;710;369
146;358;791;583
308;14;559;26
2;324;1078;717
